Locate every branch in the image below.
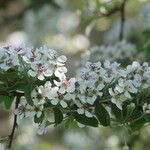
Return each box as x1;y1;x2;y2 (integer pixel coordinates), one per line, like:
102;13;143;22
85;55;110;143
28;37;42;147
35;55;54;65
7;94;21;149
0;91;24;97
119;0;127;41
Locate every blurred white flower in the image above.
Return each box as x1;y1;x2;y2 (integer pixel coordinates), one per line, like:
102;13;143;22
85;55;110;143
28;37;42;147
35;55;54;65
143;103;150;113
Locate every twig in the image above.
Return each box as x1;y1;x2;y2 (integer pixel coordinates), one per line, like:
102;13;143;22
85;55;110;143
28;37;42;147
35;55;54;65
7;94;21;149
119;0;127;41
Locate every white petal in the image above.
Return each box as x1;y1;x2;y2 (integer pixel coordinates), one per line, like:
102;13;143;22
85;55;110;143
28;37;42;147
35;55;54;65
58;87;66;94
64;93;75;101
58;66;67;73
97;83;105;90
57;55;67;63
109;88;115;96
116;102;122;110
77;108;84;114
47;87;58;99
77;122;85;128
85;111;93;118
37;111;42;118
60;100;67;108
44;69;53;77
51;99;59;105
38;74;45;80
124;91;132;99
28;70;36;77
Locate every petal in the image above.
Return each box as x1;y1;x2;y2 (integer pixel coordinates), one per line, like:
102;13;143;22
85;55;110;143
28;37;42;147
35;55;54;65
124;91;132;99
58;87;66;94
97;83;105;90
47;87;58;99
37;111;42;118
51;99;59;105
57;55;67;63
60;100;68;108
85;111;93;118
28;70;36;77
38;74;45;80
77;108;84;114
44;69;53;77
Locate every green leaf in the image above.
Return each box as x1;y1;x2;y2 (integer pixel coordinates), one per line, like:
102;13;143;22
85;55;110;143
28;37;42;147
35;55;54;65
111;103;122;121
129;117;145;133
53;107;63;125
34;113;45;124
143;114;150;122
95;103;110;126
126;103;136;119
4;96;14;109
24;84;35;106
73;112;98;127
0;95;8;103
64;115;76;129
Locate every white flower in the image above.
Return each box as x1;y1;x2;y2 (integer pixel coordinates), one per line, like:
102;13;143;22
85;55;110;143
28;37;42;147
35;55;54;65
0;50;19;71
51;94;68;108
47;87;68;108
143;103;150;113
28;63;53;80
115;78;138;99
32;86;46;105
54;78;76;94
85;62;101;72
15;96;41;123
21;46;68;80
109;88;126;110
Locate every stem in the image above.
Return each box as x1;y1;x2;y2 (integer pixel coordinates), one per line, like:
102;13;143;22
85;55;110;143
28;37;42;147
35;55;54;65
8;94;21;149
130;113;145;123
119;0;127;41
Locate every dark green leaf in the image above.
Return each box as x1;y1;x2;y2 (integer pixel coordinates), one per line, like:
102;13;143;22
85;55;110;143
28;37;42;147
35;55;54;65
95;103;110;126
129;117;145;133
24;84;35;106
73;112;98;127
53;107;63;125
34;113;44;124
0;95;9;103
111;103;122;121
64;115;75;129
144;114;150;122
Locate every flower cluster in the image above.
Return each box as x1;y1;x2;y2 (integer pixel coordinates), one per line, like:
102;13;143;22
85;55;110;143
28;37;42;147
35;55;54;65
16;78;76;122
0;44;150;135
77;61;150;110
16;60;150;124
109;61;150;109
75;61;120;117
79;40;137;67
0;45;67;80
